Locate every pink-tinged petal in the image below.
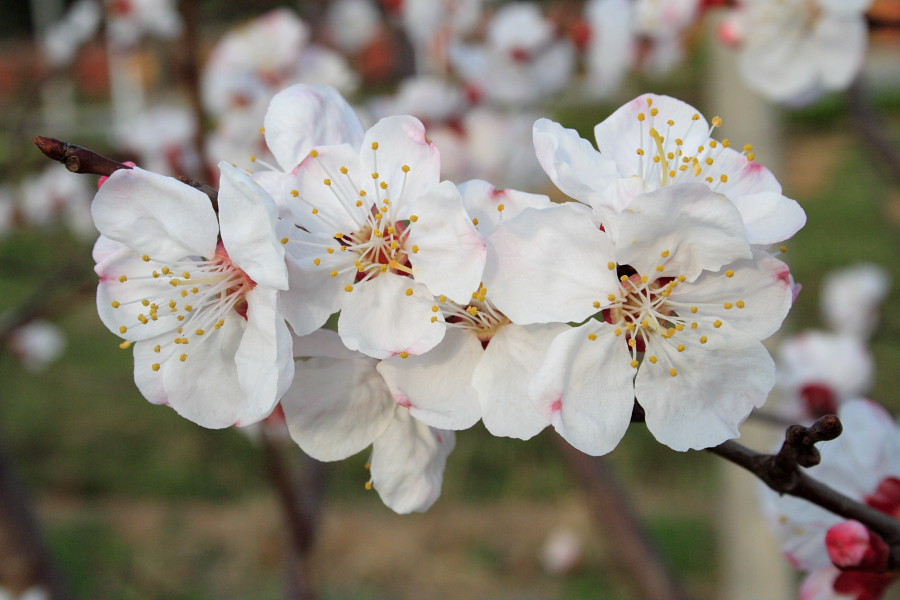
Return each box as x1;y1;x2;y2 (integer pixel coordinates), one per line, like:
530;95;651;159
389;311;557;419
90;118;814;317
263;83;365;173
281;356;396;461
405;181;485;304
798;568;845;600
457;178;552;237
369;410;455;514
636;328;774;451
777;331;874;403
287;143;365;233
95;248;184;341
377;328;482;430
359;115;440;207
670;250;793;340
92;166;218;261
292;328;358;360
707;148;805;245
615;183;752;281
277;228;352;336
593;94;710;178
133;311;249;428
217;162;287;290
474;323;568;440
532;118;619;207
531;322;635;456
234;287;294;425
486;203;618;324
338;274;446;359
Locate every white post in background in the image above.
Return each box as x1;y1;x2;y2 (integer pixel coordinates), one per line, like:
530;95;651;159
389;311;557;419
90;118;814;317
29;0;78;137
704;11;795;600
106;35;146;137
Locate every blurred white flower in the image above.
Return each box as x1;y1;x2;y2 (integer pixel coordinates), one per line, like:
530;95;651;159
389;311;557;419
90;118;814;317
105;0;183;48
540;527;584;574
113;104;200;177
821;263;890;340
325;0;382;54
20;165;96;240
41;0;102;67
8;320;66;373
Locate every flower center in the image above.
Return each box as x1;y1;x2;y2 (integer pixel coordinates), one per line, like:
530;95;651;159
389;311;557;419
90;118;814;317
111;244;256;369
440;286;511;347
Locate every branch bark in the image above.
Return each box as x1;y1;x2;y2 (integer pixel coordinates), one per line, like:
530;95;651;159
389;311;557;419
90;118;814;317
557;436;696;600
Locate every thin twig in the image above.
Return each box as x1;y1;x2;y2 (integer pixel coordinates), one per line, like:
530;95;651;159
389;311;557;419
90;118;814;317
557;436;695;600
707;416;900;568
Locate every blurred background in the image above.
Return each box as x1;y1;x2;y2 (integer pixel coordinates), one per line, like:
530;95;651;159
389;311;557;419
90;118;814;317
1;0;899;598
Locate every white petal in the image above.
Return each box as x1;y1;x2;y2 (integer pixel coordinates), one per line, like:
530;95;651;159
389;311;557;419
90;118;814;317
285;143;366;233
369;410;455;513
670;250;794;340
360;115;440;208
615;183;752;281
281;356;395;461
92;166;218;261
263;83;365;173
821;262;890;339
457;178;552;237
377;328;482;430
636;328;774;451
234;286;294;425
475;323;568;440
485;203;618;324
133;311;250;429
217;162;288;290
338;274;446;359
405;180;486;304
532;118;619;207
531;322;635;456
292;328;358;360
777;331;874;402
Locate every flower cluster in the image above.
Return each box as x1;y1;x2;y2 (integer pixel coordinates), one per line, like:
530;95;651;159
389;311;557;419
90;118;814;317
92;85;802;513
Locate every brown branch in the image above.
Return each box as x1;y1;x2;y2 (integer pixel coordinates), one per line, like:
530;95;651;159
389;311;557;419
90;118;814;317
845;78;900;187
261;426;327;600
33;137;219;206
707;416;900;568
557;436;695;600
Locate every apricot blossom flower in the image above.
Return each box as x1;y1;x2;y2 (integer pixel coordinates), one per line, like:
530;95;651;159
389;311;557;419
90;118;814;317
92;163;293;428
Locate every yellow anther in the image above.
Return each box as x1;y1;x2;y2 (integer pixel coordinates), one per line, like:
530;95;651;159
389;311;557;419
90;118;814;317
195;329;205;336
399;351;410;359
259;127;265;135
323;178;332;186
371;142;379;150
340;166;348;174
593;301;601;309
692;113;700;121
736;300;746;309
691;322;699;329
608;261;616;270
310;149;319;158
614;328;622;336
411;245;419;254
705;157;714;166
152;271;160;278
714;320;723;328
118;275;128;283
676;323;685;331
405;288;414;296
650;108;659;117
181;290;188;298
168;300;177;308
402;165;410;173
409;215;419;222
647;97;653;106
291;190;299;197
677;344;686;352
636;148;645;156
431;316;438;323
359;190;367;197
666;327;676;337
152;363;161;371
184;305;193;312
371;172;379;179
669;368;678;377
431;305;439;313
138;314;148;324
588;333;598;341
330;270;339;278
747;152;755;161
608;294;617;302
638;112;646;122
706;176;714;183
661;250;670;258
497;204;505;212
280;237;290;245
628;338;637;348
365;481;373;490
467;306;478;316
472;218;479;226
724;302;733;310
641;275;649;283
648;355;658;364
641;320;649;329
119;340;131;349
180;353;188;362
161;267;171;275
119;325;127;334
743;144;753;153
780;246;789;253
631;360;640;368
720;174;729;183
215;319;224;329
677;275;686;283
154;344;161;353
656;265;665;272
700;336;708;344
620;275;629;282
722;139;731;148
313;258;321;266
345;284;354;292
111;301;121;308
380;181;388;190
250;155;257;163
712;116;722;127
